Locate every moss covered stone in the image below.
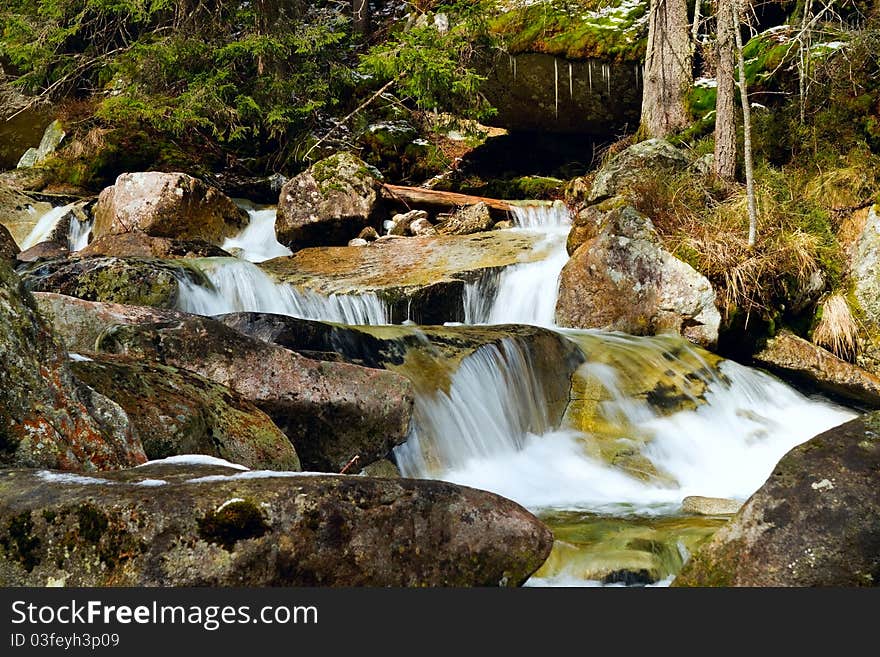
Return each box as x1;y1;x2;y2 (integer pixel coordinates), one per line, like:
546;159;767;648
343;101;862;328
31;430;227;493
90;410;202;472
0;462;553;586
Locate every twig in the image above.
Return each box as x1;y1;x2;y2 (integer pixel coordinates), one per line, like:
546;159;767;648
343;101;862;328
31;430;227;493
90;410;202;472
339;455;360;475
302;74;402;161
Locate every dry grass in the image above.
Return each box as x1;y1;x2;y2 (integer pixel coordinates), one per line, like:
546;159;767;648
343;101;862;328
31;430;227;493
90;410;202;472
812;293;860;361
627;167;839;322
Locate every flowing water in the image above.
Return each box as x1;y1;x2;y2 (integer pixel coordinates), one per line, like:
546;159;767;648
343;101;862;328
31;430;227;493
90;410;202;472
20;203;94;252
175;201;856;586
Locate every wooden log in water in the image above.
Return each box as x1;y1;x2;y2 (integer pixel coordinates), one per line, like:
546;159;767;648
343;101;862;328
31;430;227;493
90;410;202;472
380;183;513;212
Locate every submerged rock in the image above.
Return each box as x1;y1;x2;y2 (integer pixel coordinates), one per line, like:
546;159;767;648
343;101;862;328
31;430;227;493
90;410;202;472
276;152;381;249
94;172;247;244
72;354;299;471
79;231;232;260
96;315;415;473
0;259;144;471
674;412;880;586
754;330;880;407
588;138;691;202
17;255;209;309
531;512;724;586
33;293;186;353
681;496;742;516
260;230;551;324
556;205;720;348
0;462;553;586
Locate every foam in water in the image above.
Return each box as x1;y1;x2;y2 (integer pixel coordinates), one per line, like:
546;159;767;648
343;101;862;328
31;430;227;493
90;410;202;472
177;257;390;324
20;204;72;250
395;331;856;516
221;208;292;263
463;202;571;326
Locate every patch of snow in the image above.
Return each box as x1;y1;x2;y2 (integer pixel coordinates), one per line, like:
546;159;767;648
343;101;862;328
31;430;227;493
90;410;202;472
135;479;168;487
68;353;93;362
36;471;110;486
138;455;250;470
186;470;333;484
694;77;717;88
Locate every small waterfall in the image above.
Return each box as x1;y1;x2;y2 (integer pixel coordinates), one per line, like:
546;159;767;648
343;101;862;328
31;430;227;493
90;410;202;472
177;257;390;324
395;337;556;476
396;330;855;514
20;204;73;250
68;215;94;251
221;208;292;263
463;202;571;326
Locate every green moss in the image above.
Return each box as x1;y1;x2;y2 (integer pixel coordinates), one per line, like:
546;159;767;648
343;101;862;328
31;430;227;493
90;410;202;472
198;500;269;550
490;0;648;62
76;503;109;544
1;511;41;572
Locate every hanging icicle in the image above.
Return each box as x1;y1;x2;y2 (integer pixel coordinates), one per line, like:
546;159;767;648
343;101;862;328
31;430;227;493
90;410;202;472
569;63;573;100
588;60;593;93
606;63;611;95
513;56;517;80
554;58;559;119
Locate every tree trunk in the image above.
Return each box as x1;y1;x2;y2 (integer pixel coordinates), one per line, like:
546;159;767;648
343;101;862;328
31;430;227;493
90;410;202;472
733;0;758;247
714;0;737;180
641;0;693;137
352;0;370;37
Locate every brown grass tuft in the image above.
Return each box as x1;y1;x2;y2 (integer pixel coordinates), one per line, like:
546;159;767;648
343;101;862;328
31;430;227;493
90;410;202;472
812;293;859;362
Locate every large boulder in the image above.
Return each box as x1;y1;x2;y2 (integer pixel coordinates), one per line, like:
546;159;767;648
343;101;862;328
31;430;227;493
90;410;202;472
276;152;381;249
33;293;187;353
674;412;880;586
79;231;231;260
588;138;691;202
16;119;65;169
555;205;720;348
15;241;68;262
0;259;144;471
754;331;880;407
17;256;210;309
96;315;415;473
72;354;300;471
0;462;553;586
93;172;247;244
260;230;551;324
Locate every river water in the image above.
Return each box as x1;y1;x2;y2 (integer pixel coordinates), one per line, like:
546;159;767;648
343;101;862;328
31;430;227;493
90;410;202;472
175;202;855;586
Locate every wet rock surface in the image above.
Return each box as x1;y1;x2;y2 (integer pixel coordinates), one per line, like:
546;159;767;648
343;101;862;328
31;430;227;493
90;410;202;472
0;462;553;586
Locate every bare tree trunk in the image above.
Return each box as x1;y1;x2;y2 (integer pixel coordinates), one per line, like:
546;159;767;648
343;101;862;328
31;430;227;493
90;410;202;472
733;0;758;247
352;0;370;37
714;0;737;180
641;0;693;137
691;0;702;45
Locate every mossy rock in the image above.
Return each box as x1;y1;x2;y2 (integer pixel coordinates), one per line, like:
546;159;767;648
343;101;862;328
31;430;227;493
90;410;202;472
72;353;300;471
0;462;553;586
17;255;211;309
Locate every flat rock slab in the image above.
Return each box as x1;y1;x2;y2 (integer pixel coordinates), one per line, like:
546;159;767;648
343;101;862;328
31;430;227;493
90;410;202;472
0;462;553;587
261;231;549;294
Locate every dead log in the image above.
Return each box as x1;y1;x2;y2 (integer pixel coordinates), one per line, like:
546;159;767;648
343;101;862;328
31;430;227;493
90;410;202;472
381;184;513;212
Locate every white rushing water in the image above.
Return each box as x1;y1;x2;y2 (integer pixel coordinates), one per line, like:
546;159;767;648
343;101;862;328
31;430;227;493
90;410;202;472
177;257;390;324
67;215;94;251
222;207;292;263
395;331;856;516
20;204;72;250
464;202;571;326
20;203;94;252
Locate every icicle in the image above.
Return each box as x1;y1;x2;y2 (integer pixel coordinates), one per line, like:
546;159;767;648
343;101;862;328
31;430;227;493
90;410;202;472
606;63;611;95
554;58;559;119
588;61;593;93
513;56;517;80
569;63;573;100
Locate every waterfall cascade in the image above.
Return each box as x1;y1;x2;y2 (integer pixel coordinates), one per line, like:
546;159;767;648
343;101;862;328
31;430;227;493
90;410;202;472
19;203;94;252
169;196;854;586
